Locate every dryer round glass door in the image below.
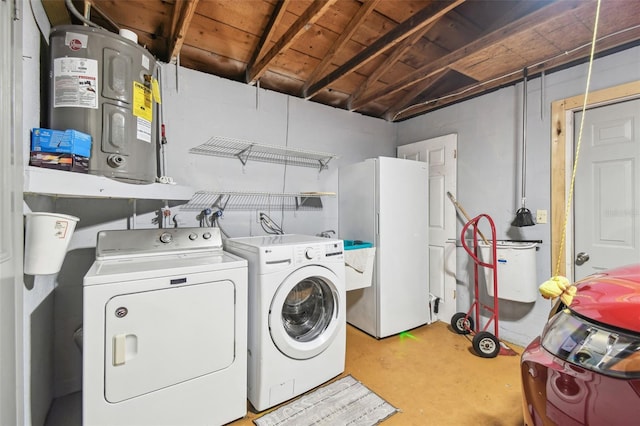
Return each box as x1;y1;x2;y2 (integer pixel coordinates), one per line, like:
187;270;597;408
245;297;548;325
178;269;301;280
269;265;343;360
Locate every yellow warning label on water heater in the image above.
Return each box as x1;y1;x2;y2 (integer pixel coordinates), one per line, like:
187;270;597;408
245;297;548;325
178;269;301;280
133;81;153;122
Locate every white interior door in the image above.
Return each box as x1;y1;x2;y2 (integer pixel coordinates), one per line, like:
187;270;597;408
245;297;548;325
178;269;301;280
574;99;640;280
397;134;457;322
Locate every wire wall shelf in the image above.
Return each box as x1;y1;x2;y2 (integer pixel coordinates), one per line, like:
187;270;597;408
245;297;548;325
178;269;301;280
181;191;336;211
189;136;338;171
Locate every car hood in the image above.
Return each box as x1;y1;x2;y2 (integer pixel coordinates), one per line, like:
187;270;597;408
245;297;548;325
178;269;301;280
571;264;640;333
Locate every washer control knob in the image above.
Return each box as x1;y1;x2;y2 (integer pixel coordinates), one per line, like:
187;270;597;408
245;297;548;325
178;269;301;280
159;232;173;244
188;233;198;241
305;248;314;260
203;232;212;240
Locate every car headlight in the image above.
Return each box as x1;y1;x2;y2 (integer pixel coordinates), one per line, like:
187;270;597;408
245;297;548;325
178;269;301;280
541;309;640;379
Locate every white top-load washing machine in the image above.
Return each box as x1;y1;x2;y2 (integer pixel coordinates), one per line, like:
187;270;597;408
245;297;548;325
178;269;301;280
83;227;248;426
224;234;346;412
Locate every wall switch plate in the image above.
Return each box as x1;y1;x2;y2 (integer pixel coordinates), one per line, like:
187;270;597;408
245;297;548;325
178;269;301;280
536;209;548;224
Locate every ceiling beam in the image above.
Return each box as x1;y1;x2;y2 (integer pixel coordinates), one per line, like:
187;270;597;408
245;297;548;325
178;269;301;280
41;0;71;26
390;21;640;120
246;0;291;84
304;0;465;98
384;68;450;121
246;0;337;85
530;24;640;74
85;0;121;31
168;0;200;62
303;0;381;99
347;20;437;110
392;73;517;121
350;0;586;111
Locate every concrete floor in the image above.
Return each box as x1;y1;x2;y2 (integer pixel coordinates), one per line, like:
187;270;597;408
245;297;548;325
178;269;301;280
233;321;525;426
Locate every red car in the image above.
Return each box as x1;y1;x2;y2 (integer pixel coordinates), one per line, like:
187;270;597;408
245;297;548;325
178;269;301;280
521;264;640;425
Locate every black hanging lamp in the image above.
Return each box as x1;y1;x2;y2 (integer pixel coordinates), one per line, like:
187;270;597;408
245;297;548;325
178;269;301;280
512;67;536;227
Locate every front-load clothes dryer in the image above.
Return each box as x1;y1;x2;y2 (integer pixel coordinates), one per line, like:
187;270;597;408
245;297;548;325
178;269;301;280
83;227;248;426
224;234;346;412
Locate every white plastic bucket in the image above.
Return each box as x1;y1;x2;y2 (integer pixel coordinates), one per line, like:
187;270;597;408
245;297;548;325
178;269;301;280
24;212;79;275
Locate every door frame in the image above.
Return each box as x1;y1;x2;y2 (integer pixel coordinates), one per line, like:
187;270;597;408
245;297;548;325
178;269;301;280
550;80;640;279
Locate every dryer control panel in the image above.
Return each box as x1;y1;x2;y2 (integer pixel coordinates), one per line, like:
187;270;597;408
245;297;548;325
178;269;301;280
96;227;224;259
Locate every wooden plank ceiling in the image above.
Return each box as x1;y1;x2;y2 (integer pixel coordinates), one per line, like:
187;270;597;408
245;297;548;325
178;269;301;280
56;0;640;121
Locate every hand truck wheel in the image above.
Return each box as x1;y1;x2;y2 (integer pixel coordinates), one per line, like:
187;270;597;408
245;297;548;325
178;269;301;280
472;331;500;358
451;312;474;335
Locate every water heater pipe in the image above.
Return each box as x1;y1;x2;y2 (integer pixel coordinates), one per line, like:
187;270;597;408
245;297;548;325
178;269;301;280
64;0;101;29
520;67;528;208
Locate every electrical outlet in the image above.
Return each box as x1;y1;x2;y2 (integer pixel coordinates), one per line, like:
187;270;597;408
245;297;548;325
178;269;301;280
536;209;548;224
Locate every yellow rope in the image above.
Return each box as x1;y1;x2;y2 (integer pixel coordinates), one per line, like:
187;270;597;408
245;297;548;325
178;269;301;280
553;0;602;278
541;0;602;306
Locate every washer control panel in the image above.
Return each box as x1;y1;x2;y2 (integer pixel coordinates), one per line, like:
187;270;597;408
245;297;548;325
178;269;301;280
293;241;344;264
96;227;223;259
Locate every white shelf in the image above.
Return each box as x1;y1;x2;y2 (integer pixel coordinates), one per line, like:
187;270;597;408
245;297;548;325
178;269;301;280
24;167;195;200
182;190;335;211
189;136;338;171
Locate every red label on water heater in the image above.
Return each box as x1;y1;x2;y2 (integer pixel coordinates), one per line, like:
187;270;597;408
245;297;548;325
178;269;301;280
69;39;82;51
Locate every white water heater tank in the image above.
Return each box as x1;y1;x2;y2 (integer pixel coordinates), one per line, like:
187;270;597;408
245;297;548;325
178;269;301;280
49;25;158;184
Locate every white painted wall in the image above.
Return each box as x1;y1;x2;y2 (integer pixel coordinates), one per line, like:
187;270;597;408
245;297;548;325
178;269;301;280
397;45;640;346
159;64;395;237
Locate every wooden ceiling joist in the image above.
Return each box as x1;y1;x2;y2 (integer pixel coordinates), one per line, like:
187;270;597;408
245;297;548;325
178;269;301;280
393;73;518;121
168;0;200;62
305;0;465;98
41;0;71;26
384;68;450;120
246;0;337;85
532;24;640;74
350;0;586;111
303;0;381;99
245;0;291;84
392;22;640;121
347;21;437;111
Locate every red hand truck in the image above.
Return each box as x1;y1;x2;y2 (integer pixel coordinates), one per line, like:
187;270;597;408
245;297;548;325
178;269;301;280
450;213;505;358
